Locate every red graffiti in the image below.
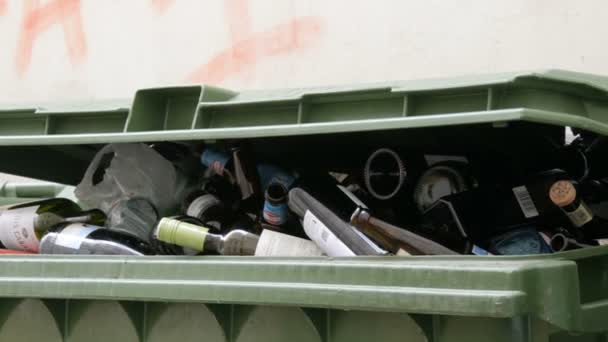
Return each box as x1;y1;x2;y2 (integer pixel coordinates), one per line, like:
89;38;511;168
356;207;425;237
9;0;323;83
186;0;324;84
187;17;323;84
0;0;7;16
149;0;175;15
15;0;87;77
225;0;252;42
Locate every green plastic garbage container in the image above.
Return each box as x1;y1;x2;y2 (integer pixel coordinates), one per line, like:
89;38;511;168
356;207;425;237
0;69;607;341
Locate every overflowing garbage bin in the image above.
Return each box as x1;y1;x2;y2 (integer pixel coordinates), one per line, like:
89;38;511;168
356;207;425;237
0;70;606;341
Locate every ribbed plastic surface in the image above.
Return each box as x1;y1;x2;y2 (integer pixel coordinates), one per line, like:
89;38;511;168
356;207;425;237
0;247;604;340
0;70;607;340
0;70;607;145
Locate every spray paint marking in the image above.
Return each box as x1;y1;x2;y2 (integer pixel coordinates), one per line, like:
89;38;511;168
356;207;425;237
15;0;87;77
0;0;7;16
186;0;324;84
149;0;175;15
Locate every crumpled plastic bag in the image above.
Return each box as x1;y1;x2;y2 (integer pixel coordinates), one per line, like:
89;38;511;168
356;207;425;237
75;143;189;241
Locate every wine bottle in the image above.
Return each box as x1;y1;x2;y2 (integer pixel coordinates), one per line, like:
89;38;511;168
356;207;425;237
40;223;152;255
287;187;385;256
231;144;262;202
200;144;263;217
153;217;323;256
422;169;570;245
257;163;296;193
201;148;295;192
332;182;458;255
549;179;593;226
350;207;458;255
548;179;608;239
0;198;105;252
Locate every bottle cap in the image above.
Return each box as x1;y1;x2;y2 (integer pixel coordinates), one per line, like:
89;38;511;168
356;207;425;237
549;180;577;207
154;218;209;252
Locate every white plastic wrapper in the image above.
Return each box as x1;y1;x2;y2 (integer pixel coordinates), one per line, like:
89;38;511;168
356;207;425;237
105;197;159;242
75;143;189;222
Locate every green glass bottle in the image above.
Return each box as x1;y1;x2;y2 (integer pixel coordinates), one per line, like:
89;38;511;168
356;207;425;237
0;198;105;252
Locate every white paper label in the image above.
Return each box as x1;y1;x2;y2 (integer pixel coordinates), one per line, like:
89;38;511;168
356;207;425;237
54;224;100;250
302;210;356;257
512;186;539;218
396;248;410;256
595;239;608;246
255;230;324;257
0;206;40;252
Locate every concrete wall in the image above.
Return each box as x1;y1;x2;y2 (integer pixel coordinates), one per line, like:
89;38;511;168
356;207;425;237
0;0;607;104
0;0;605;181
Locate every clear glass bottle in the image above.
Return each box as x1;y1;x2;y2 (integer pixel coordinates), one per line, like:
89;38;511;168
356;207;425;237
153;217;323;256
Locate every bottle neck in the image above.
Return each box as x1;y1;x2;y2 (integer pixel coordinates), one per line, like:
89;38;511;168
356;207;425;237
36;212;95;233
60;213;95;224
195;229;259;255
214;230;259;255
201;231;223;253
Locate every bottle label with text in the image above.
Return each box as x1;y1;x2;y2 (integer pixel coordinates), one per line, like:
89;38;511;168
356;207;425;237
255;229;324;257
263;201;288;226
303;210;355;257
0;206;40;252
512;186;539;218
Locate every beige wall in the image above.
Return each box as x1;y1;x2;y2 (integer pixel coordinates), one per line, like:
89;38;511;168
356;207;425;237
0;0;607;104
0;0;605;180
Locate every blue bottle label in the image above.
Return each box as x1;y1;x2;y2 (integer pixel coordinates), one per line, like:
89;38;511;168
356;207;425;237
490;227;552;255
263;201;288;226
201;148;231;175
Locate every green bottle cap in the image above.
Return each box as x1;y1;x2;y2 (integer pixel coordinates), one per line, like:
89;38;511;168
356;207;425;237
154;218;209;252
